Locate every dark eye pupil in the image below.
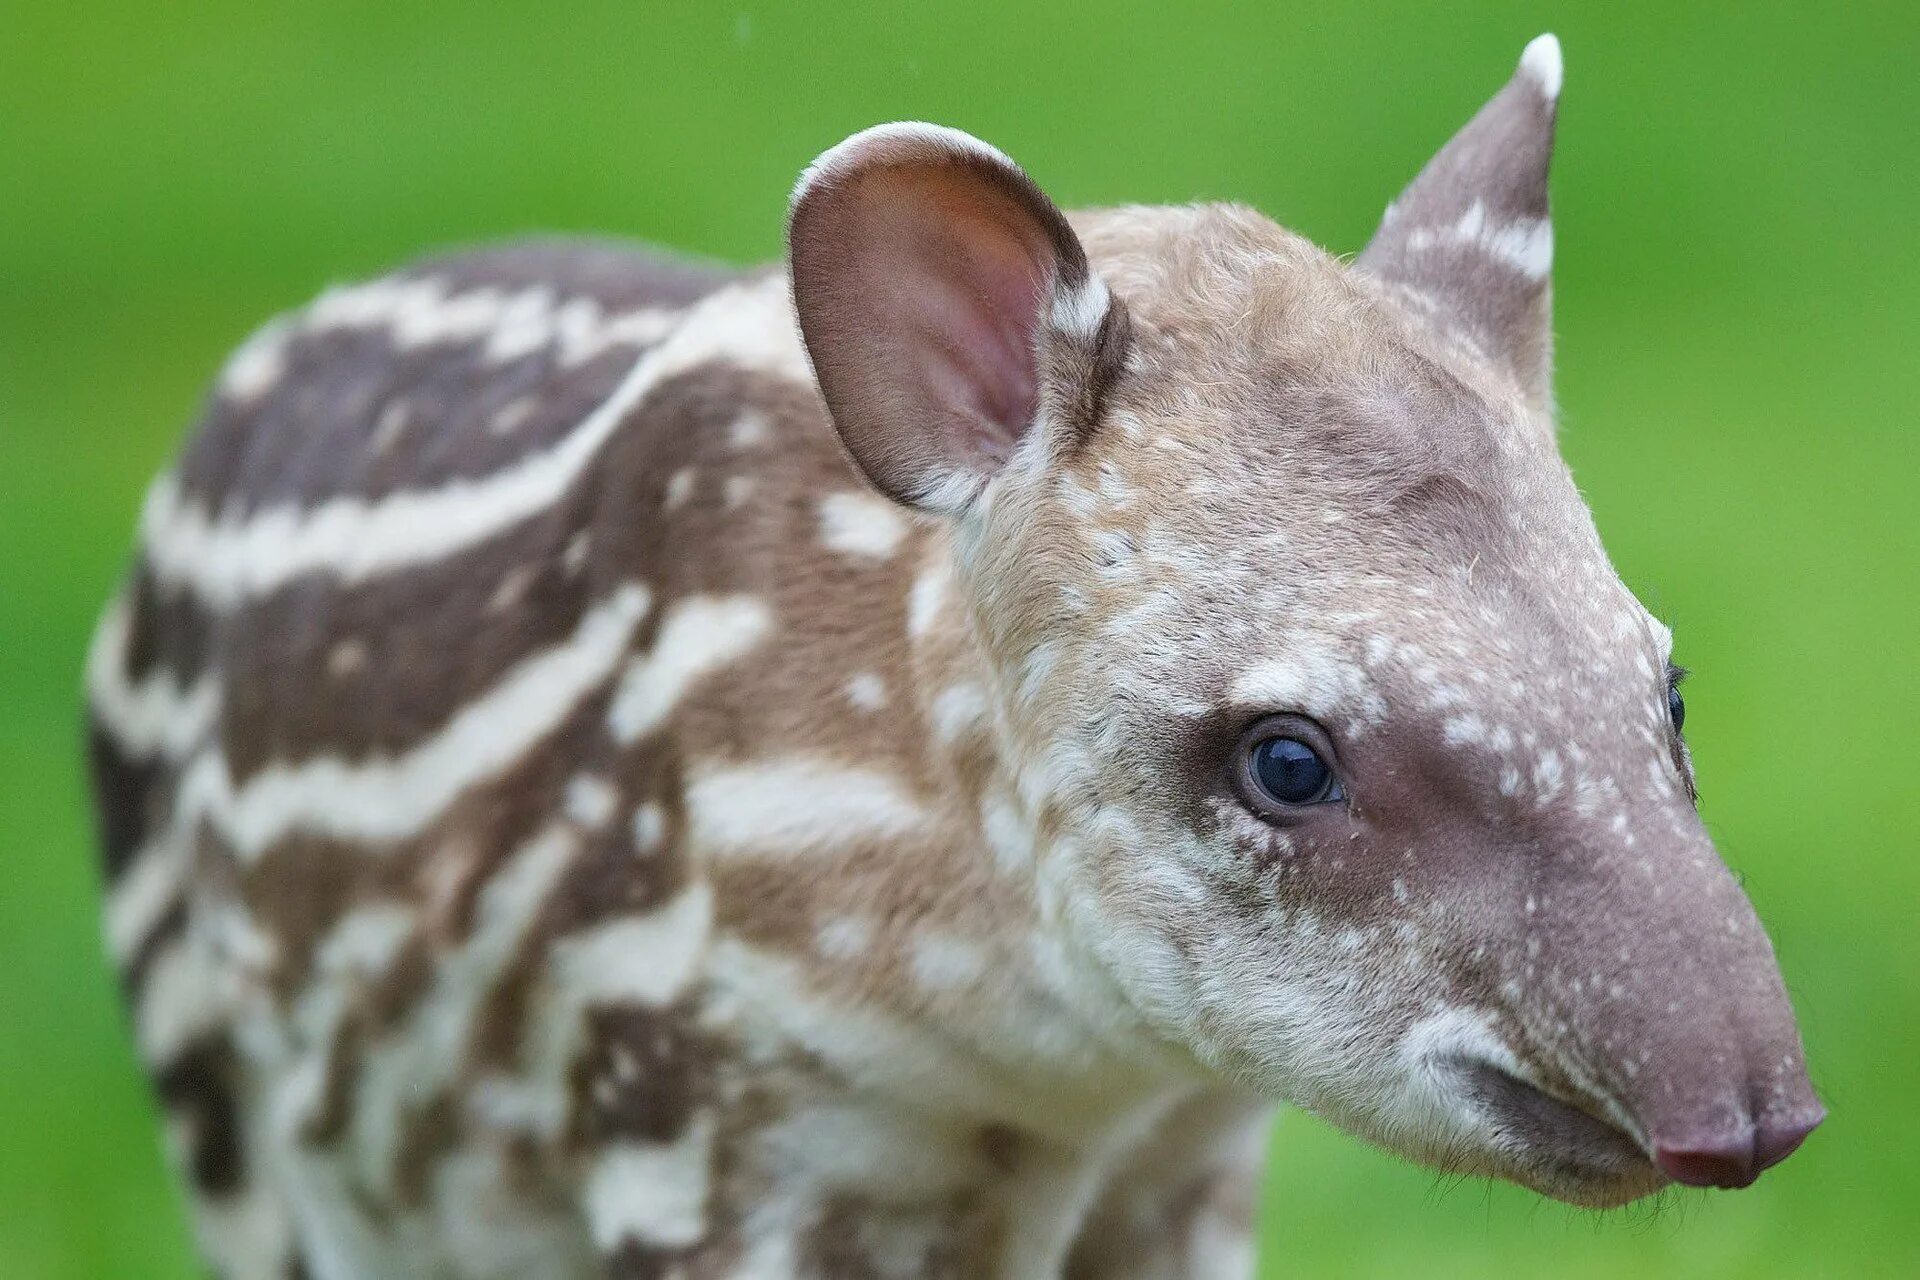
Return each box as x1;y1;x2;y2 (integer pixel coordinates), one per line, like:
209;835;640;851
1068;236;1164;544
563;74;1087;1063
1667;684;1686;731
1252;737;1333;805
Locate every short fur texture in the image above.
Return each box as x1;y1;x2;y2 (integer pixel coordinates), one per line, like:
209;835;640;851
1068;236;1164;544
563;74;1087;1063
87;37;1819;1280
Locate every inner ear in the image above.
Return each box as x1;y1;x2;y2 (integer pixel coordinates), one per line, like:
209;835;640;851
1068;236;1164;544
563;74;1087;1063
867;165;1053;458
789;124;1123;514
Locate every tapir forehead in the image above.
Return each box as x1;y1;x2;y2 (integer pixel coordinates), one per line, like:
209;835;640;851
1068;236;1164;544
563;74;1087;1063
1074;202;1573;543
1009;204;1675;763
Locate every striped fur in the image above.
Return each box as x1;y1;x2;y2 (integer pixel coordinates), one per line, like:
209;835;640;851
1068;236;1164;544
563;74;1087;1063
92;238;1208;1278
89;37;1820;1280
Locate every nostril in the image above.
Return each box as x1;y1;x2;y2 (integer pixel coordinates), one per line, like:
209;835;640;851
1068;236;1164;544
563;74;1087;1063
1653;1132;1760;1189
1753;1107;1825;1175
1652;1104;1825;1190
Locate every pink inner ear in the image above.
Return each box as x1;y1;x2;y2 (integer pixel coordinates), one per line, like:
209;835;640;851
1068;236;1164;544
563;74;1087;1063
791;133;1103;510
866;175;1050;457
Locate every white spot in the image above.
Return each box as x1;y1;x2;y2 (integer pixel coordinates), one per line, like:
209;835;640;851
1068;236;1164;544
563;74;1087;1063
817;491;910;561
815;914;875;961
663;467;697;511
908;932;989;993
728;409;771;448
844;671;888;712
582;1111;716;1251
607;594;775;742
1533;750;1565;798
979;788;1035;874
930;682;989;744
289;276;679;367
907;561;951;637
486;396;537;436
1520;33;1563;101
631;802;667;853
371;400;412;453
723;475;754;508
487;563;540;614
562;530;592;575
326;638;369;679
686;759;929;856
563;774;619;829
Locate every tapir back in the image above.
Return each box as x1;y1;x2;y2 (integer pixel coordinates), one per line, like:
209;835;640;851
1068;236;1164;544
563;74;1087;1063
84;239;963;1277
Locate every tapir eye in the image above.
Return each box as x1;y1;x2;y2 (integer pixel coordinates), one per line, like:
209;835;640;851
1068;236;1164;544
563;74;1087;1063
1252;738;1338;805
1234;717;1346;815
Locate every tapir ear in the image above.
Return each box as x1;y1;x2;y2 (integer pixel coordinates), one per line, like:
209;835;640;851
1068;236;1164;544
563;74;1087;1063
789;123;1127;514
1359;34;1563;408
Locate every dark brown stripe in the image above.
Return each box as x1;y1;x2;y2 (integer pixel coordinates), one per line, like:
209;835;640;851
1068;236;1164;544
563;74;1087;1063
154;1034;246;1196
176;329;639;517
173;240;748;519
121;561;218;687
87;719;167;883
213;490;598;779
211;360;834;778
604;1239;695;1280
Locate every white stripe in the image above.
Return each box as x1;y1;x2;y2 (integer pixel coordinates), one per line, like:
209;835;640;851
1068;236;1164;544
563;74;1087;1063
686;759;931;856
583;1111;717;1251
177;584;650;862
86;596;220;762
549;882;714;1008
148;275;808;609
348;824;578;1195
217;277;683;401
1048;275;1111;342
104;830;189;965
607;594;775;743
1406;201;1553;280
217;317;295;400
138;935;230;1065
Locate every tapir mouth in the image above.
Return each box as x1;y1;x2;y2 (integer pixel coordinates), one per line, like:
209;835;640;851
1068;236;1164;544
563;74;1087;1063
1445;1058;1656;1197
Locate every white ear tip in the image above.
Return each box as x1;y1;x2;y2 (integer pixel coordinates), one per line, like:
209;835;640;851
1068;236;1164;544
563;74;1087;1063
1519;33;1563;100
791;122;1019;214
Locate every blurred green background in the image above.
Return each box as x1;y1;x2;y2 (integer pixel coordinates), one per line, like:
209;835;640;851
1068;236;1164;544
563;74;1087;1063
4;3;1916;1276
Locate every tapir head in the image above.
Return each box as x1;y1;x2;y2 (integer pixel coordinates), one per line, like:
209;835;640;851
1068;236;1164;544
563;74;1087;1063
789;35;1822;1206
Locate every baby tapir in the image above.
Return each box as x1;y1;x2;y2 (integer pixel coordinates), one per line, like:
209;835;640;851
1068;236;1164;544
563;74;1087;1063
87;33;1821;1280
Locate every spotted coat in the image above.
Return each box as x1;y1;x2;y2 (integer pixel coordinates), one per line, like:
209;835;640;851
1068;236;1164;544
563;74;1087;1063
88;36;1819;1280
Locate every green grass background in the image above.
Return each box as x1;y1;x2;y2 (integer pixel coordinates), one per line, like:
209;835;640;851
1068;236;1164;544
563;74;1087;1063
4;3;1916;1276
